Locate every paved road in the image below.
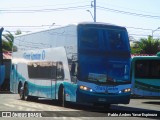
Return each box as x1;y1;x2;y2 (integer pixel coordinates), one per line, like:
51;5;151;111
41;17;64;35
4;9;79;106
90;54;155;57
0;93;159;120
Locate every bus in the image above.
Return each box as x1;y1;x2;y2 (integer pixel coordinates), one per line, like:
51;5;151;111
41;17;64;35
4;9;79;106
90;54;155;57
10;22;131;108
131;55;160;97
0;65;5;87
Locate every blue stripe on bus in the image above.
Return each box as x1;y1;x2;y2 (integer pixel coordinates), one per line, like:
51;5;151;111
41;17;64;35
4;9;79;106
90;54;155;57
12;69;77;101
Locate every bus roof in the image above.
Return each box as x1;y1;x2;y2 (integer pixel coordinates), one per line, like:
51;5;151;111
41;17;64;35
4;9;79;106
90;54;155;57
14;22;126;38
78;22;126;29
14;24;76;38
132;55;160;62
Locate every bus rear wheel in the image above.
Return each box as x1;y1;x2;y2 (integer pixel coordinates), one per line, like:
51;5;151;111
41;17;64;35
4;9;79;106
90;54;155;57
19;88;24;100
19;83;24;100
23;83;38;101
24;83;30;101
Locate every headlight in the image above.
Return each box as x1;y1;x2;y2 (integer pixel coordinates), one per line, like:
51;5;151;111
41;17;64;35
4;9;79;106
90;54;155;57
79;85;93;92
119;88;131;93
124;88;131;92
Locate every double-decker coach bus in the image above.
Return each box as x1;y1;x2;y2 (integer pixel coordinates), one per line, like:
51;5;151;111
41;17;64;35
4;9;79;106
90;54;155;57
10;22;131;108
131;55;160;97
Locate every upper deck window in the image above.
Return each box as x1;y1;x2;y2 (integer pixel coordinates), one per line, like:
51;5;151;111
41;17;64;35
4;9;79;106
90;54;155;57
107;30;125;50
78;25;129;51
80;28;99;49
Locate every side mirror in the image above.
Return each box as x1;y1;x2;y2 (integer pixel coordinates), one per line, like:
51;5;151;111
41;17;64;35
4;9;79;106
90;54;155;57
71;62;76;76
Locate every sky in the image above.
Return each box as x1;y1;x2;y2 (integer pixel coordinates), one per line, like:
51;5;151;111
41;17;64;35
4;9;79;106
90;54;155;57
1;0;160;40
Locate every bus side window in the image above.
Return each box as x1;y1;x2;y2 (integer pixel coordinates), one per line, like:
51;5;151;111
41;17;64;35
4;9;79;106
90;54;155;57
56;62;65;80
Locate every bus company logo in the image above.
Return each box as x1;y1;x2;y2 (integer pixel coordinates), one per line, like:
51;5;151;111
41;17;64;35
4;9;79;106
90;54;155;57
2;112;11;117
23;50;45;60
95;86;107;91
95;86;118;93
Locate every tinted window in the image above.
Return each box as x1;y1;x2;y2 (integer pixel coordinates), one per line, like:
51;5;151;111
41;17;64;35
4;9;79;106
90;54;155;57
135;60;160;79
79;28;99;48
56;62;65;79
78;25;130;84
104;30;127;50
28;61;56;79
79;26;129;51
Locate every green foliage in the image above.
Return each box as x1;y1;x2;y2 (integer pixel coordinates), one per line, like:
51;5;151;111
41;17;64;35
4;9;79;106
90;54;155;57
2;40;12;51
2;30;21;52
131;36;160;54
2;31;13;51
15;30;22;35
139;36;160;54
131;47;141;54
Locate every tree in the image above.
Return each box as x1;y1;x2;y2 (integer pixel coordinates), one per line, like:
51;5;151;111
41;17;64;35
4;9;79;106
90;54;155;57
139;36;160;54
15;29;22;35
2;31;14;52
2;40;12;52
2;30;21;52
131;36;160;54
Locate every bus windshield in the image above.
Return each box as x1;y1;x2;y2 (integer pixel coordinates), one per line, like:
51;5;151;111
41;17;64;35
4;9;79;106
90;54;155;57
78;24;131;85
78;55;130;85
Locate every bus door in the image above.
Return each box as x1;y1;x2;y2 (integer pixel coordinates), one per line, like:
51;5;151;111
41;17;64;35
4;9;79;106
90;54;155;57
51;62;57;99
11;64;18;93
51;62;65;99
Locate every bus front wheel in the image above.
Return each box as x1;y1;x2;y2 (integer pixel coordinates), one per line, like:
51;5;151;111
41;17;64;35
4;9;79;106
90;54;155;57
58;87;66;107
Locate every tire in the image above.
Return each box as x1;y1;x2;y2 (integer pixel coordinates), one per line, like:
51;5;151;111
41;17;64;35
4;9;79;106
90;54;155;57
18;82;22;94
18;82;24;100
19;87;24;100
23;83;38;101
23;83;30;101
58;87;66;107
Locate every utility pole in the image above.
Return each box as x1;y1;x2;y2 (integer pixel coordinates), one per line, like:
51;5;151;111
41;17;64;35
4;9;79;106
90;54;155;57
152;27;160;38
0;27;4;65
87;0;96;22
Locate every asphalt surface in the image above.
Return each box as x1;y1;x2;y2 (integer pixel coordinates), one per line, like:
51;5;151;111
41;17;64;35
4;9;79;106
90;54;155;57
0;93;159;120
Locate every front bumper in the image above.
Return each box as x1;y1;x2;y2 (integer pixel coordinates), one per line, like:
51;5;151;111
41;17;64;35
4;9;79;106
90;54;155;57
76;89;131;105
